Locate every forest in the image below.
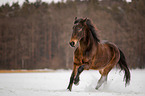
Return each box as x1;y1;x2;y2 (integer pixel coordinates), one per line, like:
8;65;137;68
0;0;144;69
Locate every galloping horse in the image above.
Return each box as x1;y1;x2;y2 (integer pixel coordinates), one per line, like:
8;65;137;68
67;17;131;91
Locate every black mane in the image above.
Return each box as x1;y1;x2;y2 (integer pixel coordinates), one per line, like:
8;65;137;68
86;19;100;42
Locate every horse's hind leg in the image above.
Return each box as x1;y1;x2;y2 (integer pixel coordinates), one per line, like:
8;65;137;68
95;74;107;90
96;67;113;90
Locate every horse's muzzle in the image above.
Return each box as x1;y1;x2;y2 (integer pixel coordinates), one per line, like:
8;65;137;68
69;41;75;47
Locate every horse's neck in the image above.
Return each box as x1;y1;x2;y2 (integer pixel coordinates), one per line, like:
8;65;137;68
79;30;94;52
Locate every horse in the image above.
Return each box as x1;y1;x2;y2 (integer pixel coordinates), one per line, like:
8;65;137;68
67;17;131;91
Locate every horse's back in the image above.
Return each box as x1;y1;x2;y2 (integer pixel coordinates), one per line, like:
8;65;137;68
100;40;108;44
100;40;120;65
100;40;119;51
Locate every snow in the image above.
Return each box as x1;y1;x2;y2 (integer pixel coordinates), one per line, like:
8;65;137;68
0;0;67;6
0;69;145;96
0;0;132;6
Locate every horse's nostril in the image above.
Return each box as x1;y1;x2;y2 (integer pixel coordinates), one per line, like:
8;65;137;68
69;41;75;47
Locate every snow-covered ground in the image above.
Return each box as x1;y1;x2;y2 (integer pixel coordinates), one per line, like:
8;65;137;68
0;0;67;6
0;0;132;6
0;69;145;96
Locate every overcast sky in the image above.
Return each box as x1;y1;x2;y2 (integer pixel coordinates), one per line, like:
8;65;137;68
0;0;131;6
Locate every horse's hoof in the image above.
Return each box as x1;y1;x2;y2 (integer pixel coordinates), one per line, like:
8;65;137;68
66;88;71;91
95;87;99;90
74;81;79;86
74;77;80;86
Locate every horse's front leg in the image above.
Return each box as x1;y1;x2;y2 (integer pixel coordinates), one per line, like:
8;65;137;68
67;65;79;91
74;64;90;85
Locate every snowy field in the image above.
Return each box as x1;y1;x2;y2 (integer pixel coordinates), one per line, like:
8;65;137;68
0;69;145;96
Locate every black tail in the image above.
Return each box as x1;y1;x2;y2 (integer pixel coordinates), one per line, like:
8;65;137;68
118;48;131;86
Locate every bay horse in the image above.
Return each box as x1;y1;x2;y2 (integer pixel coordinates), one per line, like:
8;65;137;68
67;17;131;91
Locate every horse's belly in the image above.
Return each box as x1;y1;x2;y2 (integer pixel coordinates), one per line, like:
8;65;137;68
90;55;111;69
90;62;108;70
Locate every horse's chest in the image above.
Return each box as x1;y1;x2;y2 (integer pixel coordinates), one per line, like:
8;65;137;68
80;52;93;65
74;47;94;65
81;57;90;64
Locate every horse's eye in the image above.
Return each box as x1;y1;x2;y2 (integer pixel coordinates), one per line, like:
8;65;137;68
77;27;83;32
77;27;81;30
77;28;81;30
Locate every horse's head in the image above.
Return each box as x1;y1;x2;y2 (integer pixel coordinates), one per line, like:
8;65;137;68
69;17;87;47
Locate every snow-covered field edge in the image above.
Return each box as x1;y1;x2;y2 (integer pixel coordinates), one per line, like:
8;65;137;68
0;69;145;96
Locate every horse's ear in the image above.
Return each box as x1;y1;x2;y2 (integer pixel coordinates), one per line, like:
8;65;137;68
82;18;87;24
75;17;77;20
84;18;87;22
